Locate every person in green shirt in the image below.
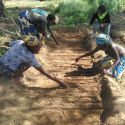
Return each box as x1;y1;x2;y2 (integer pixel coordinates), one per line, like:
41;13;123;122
90;5;111;36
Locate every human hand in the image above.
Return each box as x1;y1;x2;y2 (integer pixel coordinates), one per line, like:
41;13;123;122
103;69;112;75
100;23;106;28
58;80;69;88
75;57;80;62
100;24;104;28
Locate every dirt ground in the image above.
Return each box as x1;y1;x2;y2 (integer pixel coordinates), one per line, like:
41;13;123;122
1;10;125;125
0;28;103;125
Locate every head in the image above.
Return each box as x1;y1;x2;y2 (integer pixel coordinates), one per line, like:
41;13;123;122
97;5;107;15
23;36;42;54
96;33;112;50
47;14;59;25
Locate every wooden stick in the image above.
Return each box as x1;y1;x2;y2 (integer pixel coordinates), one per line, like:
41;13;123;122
0;28;18;35
10;16;20;31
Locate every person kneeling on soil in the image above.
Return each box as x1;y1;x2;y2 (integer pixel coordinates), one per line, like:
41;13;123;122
90;4;111;36
0;36;67;87
75;33;125;79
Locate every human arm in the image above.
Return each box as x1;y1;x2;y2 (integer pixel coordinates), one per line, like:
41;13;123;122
104;13;111;23
32;15;58;45
35;66;67;87
90;12;97;25
75;47;99;62
27;52;67;87
47;25;59;45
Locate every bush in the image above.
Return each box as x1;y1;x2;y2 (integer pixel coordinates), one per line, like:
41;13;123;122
54;0;125;25
54;0;92;25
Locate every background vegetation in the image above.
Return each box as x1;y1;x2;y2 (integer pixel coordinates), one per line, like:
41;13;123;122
0;0;125;56
4;0;125;26
53;0;125;25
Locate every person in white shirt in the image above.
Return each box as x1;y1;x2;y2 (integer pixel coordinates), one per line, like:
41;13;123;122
0;36;67;87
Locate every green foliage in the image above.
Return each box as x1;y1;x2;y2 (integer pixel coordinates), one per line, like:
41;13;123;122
99;0;125;13
5;7;19;19
54;0;125;25
54;0;92;25
4;0;125;26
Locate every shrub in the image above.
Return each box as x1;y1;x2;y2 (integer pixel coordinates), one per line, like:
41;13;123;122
54;0;125;25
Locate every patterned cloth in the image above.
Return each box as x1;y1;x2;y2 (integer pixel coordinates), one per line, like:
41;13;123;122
0;40;41;72
23;35;41;47
112;57;125;78
101;56;125;78
101;57;115;69
17;10;38;36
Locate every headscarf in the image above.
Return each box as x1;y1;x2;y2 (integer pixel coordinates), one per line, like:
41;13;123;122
22;36;41;47
96;33;112;45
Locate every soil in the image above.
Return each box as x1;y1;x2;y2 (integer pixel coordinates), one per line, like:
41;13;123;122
0;28;103;125
0;5;125;125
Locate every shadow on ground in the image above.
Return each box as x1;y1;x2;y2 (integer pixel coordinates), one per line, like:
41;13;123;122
65;64;99;77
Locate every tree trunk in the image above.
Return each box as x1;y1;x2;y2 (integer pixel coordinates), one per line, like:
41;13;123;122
0;0;4;17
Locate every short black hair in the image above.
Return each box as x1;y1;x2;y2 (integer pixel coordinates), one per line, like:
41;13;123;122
47;14;55;21
97;5;106;13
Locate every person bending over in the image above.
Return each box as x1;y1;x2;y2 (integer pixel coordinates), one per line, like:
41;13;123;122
76;33;125;78
17;8;59;45
90;4;111;36
0;36;67;87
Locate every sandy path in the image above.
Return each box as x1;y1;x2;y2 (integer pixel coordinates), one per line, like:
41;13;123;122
0;28;102;125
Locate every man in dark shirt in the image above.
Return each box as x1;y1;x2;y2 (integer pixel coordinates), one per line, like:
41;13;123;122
17;9;59;45
90;5;111;36
29;12;59;45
